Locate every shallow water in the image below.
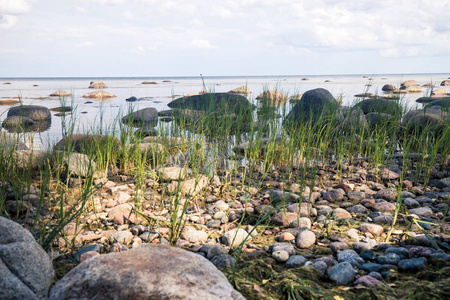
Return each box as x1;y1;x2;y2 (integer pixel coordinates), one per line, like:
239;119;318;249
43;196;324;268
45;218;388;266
0;74;448;149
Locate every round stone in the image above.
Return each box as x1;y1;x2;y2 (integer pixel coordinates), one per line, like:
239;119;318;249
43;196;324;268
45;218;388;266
295;230;316;248
272;250;290;262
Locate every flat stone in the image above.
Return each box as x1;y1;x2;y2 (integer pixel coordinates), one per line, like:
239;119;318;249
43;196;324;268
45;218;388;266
109;231;133;244
374;189;396;201
272;250;290;262
353;275;381;286
359;223;384;236
332;208;352;219
182;230;208;243
222;229;251;248
408;207;433;218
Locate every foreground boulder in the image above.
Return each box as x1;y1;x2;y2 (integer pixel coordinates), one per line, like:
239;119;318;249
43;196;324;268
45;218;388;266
284;88;340;129
49;244;244;300
121;107;158;126
0;217;54;299
7;105;51;122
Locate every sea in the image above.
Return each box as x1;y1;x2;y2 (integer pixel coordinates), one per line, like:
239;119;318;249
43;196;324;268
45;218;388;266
1;74;449;149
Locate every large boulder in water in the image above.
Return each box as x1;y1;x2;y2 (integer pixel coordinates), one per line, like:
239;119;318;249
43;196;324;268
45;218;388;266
256;90;288;105
283;88;340;128
425;98;450;110
83;90;116;99
48;244;244;300
337;106;368;132
7;105;51;122
0;216;55;299
168;92;254;120
122;107;158;126
441;79;450;86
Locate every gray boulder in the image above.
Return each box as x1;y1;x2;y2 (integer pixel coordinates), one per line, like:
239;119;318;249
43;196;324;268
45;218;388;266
357;98;402;115
7;105;51;122
284;88;340;129
0;217;54;299
121;107;158;126
49;244;244;300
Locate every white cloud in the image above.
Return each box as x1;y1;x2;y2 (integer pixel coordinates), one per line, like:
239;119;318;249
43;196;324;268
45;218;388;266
192;39;217;49
77;41;94;47
0;0;31;29
123;11;133;19
131;45;145;54
0;14;17;29
0;0;31;14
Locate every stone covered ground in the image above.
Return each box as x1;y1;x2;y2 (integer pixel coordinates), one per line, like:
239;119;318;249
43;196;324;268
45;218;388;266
2;149;450;299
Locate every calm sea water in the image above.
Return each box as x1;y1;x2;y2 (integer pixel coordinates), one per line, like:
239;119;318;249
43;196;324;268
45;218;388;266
1;74;449;149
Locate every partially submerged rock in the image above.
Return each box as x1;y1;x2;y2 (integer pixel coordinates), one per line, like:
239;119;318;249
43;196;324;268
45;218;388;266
229;86;251;94
121;107;158;126
50;90;71;97
89;81;108;89
83;90;116;99
256;90;288;105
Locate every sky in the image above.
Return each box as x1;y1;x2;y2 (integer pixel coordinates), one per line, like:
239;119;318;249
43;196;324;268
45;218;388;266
0;0;449;77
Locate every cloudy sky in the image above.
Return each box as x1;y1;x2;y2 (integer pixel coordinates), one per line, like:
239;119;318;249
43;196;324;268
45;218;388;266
1;0;449;77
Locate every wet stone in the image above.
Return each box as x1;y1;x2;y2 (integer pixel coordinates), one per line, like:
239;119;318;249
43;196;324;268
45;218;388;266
328;262;356;285
285;255;307;268
359;250;375;261
337;249;364;267
359;262;383;273
385;247;409;259
398;257;427;273
376;253;401;265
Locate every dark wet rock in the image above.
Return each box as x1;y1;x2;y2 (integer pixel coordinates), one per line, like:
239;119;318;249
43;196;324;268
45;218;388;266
2;115;36;128
285;255;307;268
49;244;244;299
0;216;54;300
360;250;375;261
211;254;236;269
284;88;340;129
311;260;328;277
385;247;409;259
7;105;51;122
126;96;138;102
376;253;401;265
337;249;364;267
122;107;158;126
168;92;254;120
357;98;402;115
382;84;398;92
352;241;375;253
398;257;427;273
328;262;356;285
